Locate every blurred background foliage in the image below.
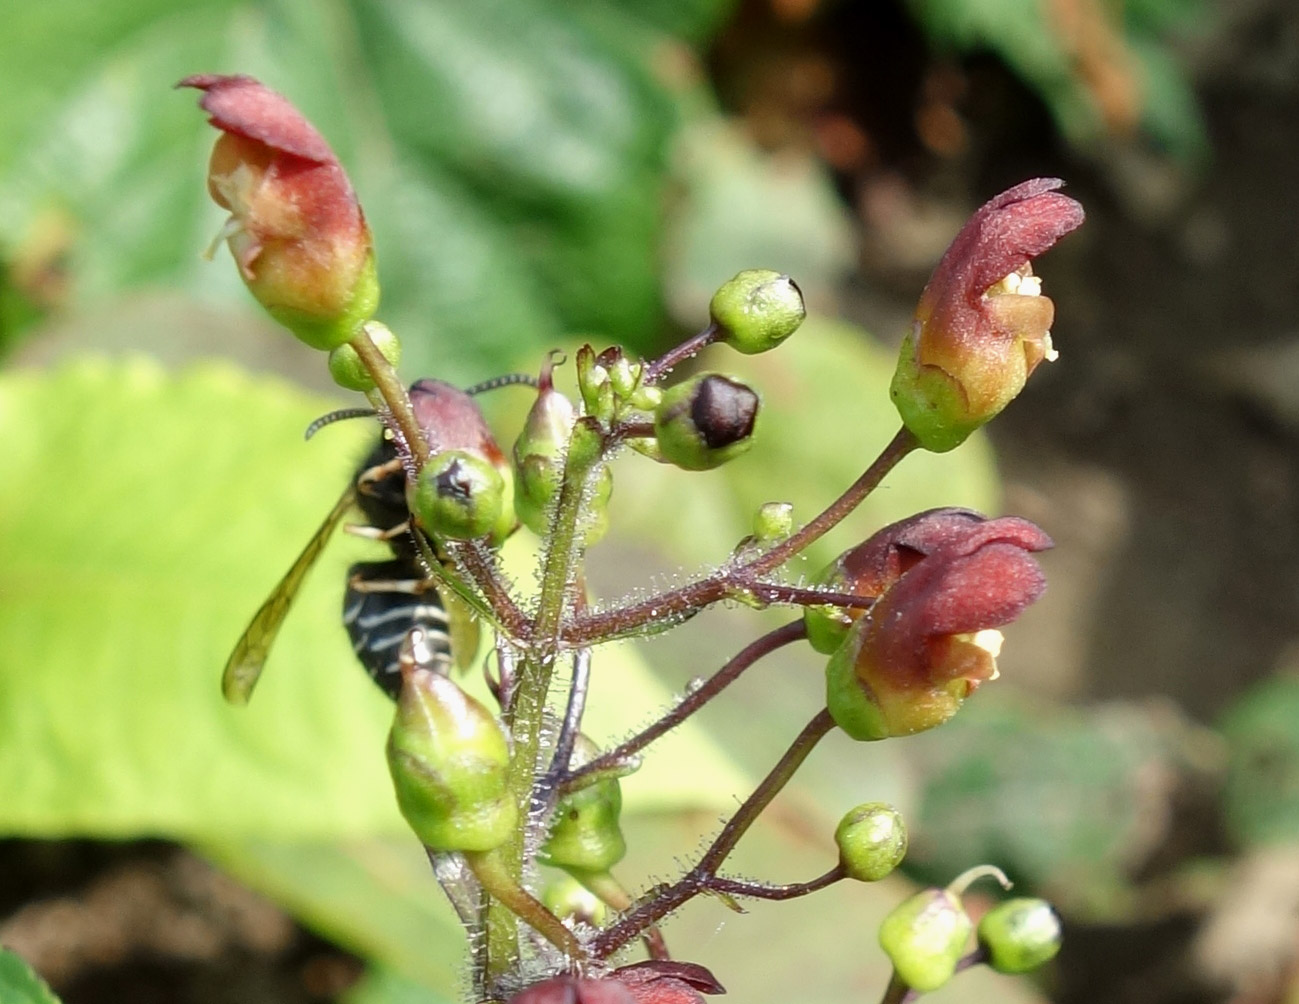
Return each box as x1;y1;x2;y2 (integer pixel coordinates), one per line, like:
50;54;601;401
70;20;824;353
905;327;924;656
6;0;1299;1003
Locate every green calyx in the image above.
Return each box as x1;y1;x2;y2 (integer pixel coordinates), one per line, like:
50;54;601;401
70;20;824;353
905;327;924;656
978;898;1062;974
654;373;760;471
542;737;626;873
752;502;794;543
835;803;907;882
268;252;381;352
889;332;981;453
540;872;608;927
409;449;507;542
386;669;517;853
710;269;806;355
328;320;401;392
825;635;889;741
879;888;972;993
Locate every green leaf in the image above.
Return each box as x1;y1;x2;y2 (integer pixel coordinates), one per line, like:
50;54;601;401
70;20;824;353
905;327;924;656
1221;673;1299;848
0;358;401;839
0;951;61;1004
0;0;691;379
0;359;750;840
904;697;1206;915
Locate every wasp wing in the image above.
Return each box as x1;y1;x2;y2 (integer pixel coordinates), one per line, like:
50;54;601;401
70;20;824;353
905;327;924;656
222;483;357;704
439;584;482;672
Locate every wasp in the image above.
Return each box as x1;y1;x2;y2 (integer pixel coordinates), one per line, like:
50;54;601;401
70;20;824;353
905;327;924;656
222;376;526;704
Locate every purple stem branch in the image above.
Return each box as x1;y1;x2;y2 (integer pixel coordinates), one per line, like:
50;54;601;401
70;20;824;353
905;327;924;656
562;620;807;794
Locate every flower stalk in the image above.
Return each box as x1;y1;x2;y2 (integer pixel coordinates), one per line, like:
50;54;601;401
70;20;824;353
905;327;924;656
190;79;1080;1004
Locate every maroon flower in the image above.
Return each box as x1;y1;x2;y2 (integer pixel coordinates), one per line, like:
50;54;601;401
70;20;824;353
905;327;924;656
825;515;1052;739
806;508;987;653
891;178;1084;452
507;962;724;1004
179;74;377;350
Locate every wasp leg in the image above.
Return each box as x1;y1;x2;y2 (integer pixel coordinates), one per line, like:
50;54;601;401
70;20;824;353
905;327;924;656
343;519;412;541
356;457;404;496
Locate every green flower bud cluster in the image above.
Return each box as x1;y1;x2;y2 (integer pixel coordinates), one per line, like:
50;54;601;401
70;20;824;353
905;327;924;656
877;871;1062;993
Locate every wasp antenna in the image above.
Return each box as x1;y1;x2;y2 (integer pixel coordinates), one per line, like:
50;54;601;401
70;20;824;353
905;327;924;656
463;372;540;397
304;407;377;440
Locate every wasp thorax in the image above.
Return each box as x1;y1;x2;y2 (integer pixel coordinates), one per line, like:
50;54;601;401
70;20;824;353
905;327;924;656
654;373;759;471
409;449;507;541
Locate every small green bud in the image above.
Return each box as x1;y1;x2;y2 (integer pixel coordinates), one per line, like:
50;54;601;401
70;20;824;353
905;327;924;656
978;898;1062;974
753;502;794;542
409;449;506;541
542;735;626;873
709;269;805;355
513;362;578;535
879;888;972;992
387;668;517;852
835;803;907;882
541;873;608;927
654;373;759;471
327;321;401;392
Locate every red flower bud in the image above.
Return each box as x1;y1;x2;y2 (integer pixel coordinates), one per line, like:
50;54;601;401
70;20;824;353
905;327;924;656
826;516;1052;739
180;74;378;350
805;507;987;654
506;963;724;1004
891;178;1084;452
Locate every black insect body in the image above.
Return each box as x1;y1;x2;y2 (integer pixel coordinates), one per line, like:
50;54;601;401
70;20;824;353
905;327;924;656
342;429;456;698
222;378;502;705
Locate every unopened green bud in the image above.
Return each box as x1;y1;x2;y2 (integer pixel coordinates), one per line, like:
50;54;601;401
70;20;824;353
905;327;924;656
541;873;608;927
542;735;626;873
835;803;907;882
753;502;794;542
710;270;805;355
327;321;401;392
879;887;972;992
654;373;759;471
387;668;517;852
978;898;1062;974
409;449;506;541
513;362;578;535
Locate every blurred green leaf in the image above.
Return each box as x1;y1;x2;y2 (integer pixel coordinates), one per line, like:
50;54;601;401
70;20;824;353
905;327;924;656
1221;674;1299;848
0;359;749;840
905;0;1205;161
663;123;857;325
0;0;696;381
0;951;61;1004
904;698;1206;914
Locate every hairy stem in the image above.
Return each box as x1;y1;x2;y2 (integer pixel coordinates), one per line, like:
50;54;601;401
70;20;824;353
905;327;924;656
706;866;844;902
644;322;719;383
348;327;428;467
563;620;807;794
465;847;584;962
565;427;917;646
590;709;836;958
